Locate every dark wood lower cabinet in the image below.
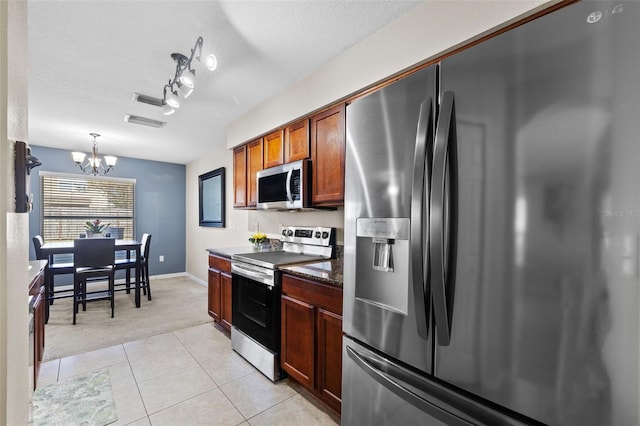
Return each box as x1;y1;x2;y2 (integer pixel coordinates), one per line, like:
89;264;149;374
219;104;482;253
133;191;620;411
29;261;46;389
208;268;221;322
317;308;343;411
220;272;233;331
208;254;232;332
282;295;315;388
281;273;343;414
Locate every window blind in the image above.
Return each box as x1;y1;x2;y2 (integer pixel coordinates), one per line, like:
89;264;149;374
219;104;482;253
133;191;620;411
41;173;135;242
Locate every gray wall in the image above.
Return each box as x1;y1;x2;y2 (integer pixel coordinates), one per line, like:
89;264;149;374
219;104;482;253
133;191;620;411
28;145;186;278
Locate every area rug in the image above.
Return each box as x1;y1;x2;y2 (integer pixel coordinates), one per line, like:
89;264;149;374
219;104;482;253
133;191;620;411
31;369;117;426
43;276;212;361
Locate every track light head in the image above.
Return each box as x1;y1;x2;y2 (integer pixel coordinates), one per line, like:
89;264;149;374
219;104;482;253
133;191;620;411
165;89;180;108
147;37;216;118
180;68;196;88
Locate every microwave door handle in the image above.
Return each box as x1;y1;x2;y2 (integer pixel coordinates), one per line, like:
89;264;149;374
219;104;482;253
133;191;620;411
285;169;294;203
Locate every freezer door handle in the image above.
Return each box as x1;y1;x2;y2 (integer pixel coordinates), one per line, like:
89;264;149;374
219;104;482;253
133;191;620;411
430;91;458;346
346;345;473;426
346;343;536;425
410;98;433;340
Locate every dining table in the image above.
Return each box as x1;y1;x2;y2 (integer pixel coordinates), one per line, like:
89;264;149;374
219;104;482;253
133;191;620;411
39;239;143;310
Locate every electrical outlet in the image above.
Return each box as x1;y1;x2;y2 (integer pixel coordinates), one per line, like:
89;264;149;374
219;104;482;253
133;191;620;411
159;255;165;262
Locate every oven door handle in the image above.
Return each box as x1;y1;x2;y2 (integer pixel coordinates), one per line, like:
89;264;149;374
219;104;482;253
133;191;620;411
231;263;275;287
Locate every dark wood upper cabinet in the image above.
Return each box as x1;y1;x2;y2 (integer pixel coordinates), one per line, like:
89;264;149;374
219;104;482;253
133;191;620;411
285;119;310;163
232;145;247;208
246;138;264;208
310;104;345;206
263;130;284;169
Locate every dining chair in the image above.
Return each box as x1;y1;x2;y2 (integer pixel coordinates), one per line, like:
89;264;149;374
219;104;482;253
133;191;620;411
107;226;124;239
32;235;75;311
73;238;116;325
115;233;152;301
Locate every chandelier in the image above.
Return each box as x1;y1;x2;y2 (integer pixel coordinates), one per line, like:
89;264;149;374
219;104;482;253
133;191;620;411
161;36;217;116
71;133;117;176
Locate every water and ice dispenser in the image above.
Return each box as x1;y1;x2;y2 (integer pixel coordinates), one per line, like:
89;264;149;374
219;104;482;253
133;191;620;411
355;218;410;315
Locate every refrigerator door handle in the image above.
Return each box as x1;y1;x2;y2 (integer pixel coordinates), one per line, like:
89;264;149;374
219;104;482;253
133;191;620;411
346;345;473;426
410;98;434;339
430;91;458;346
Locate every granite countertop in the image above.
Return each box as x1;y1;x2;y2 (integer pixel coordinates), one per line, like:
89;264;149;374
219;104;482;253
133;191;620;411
207;245;343;287
206;246;261;259
28;260;48;288
280;258;343;288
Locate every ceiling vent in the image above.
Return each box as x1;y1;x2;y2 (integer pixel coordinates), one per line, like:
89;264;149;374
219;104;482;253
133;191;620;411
132;93;164;107
124;114;166;128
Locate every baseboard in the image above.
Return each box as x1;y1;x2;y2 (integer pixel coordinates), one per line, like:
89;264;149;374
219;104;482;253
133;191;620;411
183;272;207;287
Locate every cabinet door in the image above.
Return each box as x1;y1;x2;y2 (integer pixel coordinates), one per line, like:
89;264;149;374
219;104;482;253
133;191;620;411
208;268;221;322
285;119;310;163
220;272;233;332
246;138;264;207
33;289;45;389
317;308;343;413
281;295;316;388
264;130;284;169
233;145;247;208
310;104;345;205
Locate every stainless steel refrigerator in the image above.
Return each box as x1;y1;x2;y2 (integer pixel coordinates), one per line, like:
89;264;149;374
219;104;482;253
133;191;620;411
342;1;639;424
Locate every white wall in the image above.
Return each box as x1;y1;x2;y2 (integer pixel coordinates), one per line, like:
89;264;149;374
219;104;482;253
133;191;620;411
1;0;30;423
185;0;558;283
227;0;558;148
185;135;249;283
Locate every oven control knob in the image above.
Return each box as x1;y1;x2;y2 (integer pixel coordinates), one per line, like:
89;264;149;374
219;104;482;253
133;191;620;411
315;231;321;238
287;230;294;237
322;231;329;239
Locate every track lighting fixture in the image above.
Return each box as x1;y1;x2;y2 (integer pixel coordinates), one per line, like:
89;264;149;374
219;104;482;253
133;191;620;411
71;133;117;176
160;36;216;115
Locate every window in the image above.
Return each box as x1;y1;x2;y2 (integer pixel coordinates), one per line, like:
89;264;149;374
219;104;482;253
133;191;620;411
41;172;135;242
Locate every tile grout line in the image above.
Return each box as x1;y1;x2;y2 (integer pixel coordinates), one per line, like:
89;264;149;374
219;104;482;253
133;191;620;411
122;342;153;424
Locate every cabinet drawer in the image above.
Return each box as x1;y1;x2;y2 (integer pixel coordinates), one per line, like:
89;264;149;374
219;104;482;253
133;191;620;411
209;255;231;272
282;274;342;315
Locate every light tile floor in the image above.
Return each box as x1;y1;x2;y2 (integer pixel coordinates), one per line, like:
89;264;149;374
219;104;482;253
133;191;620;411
37;323;340;426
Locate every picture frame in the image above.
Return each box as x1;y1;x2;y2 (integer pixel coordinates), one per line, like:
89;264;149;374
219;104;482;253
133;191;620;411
199;167;225;227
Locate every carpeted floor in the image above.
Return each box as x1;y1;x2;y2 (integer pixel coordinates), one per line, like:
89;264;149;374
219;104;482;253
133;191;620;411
43;276;212;362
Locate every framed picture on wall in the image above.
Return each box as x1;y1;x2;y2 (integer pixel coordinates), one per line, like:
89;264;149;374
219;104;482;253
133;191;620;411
199;167;225;227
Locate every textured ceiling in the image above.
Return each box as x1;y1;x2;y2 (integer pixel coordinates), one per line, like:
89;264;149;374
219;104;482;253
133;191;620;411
27;0;422;164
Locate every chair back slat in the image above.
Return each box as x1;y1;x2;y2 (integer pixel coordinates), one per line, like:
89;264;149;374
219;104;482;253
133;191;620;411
74;238;115;268
141;233;152;260
32;235;45;260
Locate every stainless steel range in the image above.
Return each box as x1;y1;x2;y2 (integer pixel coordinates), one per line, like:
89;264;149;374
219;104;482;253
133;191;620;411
231;225;336;381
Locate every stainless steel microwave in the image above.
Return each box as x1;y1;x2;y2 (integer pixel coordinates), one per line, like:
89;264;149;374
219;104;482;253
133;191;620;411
257;159;310;210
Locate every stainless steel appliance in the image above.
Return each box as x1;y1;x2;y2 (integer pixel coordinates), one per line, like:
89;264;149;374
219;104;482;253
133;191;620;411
231;225;335;381
342;2;640;425
257;159;310;210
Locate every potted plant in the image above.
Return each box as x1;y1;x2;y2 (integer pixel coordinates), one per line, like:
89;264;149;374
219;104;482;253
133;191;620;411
249;232;268;251
84;218;110;238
